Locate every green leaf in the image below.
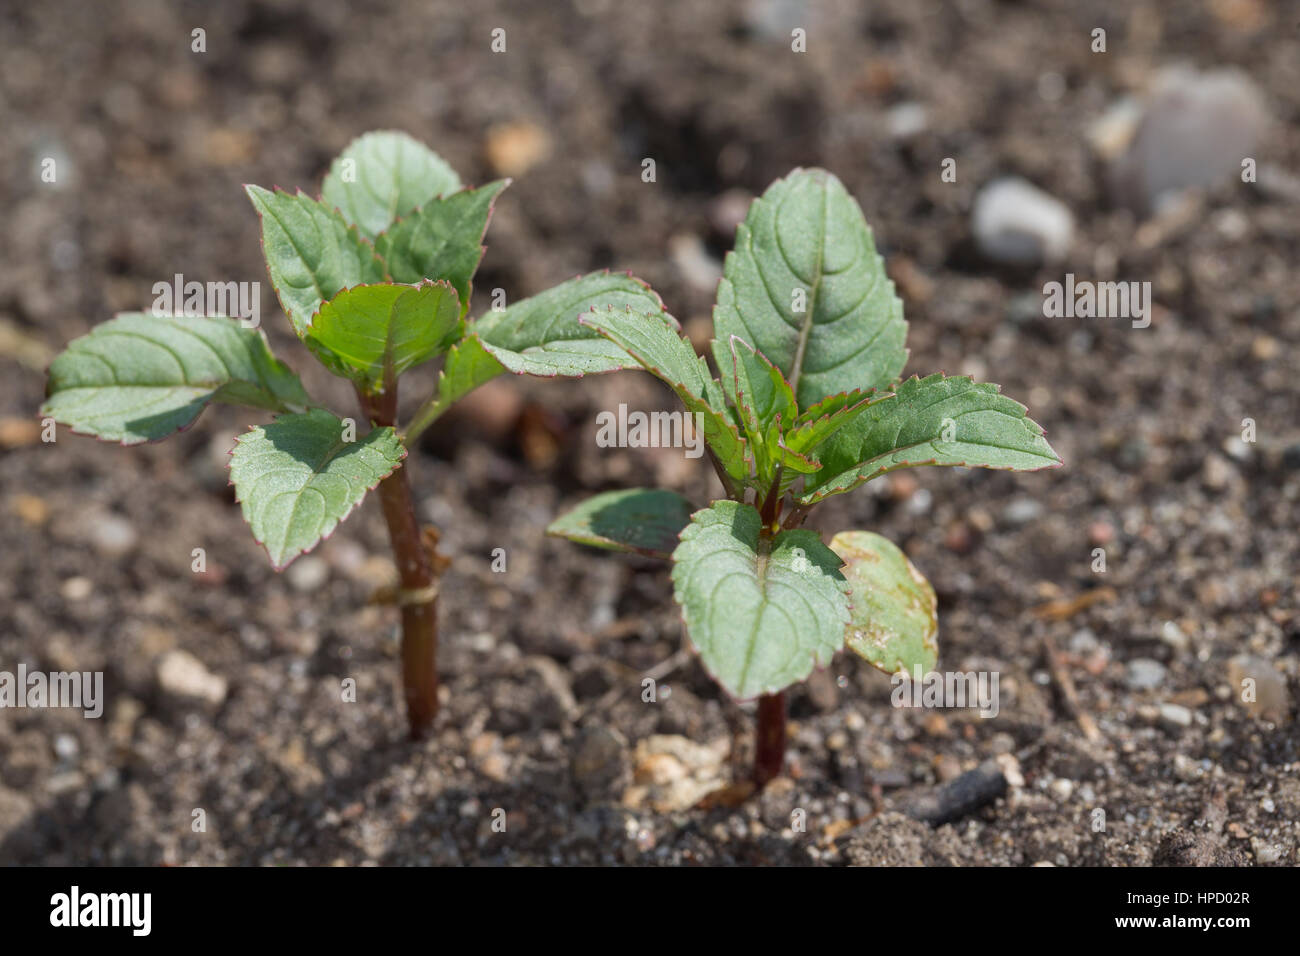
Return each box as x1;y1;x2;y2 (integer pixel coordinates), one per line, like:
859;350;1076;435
713;168;907;407
714;335;796;446
783;388;882;458
800;374;1061;504
374;180;508;314
304;281;461;392
670;500;850;698
229;409;405;569
472;271;666;377
41;313;310;445
321;130;462;241
547;488;695;560
830;531;938;675
580;305;751;481
246;185;386;337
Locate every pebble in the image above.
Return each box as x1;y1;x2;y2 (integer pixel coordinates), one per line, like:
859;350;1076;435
1227;655;1290;721
1125;658;1167;691
156;650;228;705
570;725;630;800
972;177;1074;265
1069;628;1099;655
1158;703;1193;730
1201;455;1234;492
1087;521;1114;547
52;733;79;762
886;102;928;140
1108;67;1268;214
87;511;138;556
1252;839;1282;864
61;576;93;601
1159;620;1189;652
667;233;723;294
484;121;550;178
1002;497;1044;525
287;555;330;593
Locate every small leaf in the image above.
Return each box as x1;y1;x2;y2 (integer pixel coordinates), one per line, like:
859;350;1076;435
670;500;850;699
246;185;386;337
830;531;938;675
713;168;907;407
304;281;461;392
714;336;796;466
580;306;751;481
800;374;1061;504
321;130;462;241
547;488;695;559
375;180;508;314
229;408;405;569
41;313;310;445
473;271;667;377
783;388;882;458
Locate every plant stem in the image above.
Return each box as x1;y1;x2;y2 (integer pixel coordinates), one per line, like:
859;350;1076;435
359;384;440;739
400;391;450;447
753;692;786;787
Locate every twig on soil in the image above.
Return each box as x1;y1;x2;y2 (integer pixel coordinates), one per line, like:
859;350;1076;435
1042;634;1102;742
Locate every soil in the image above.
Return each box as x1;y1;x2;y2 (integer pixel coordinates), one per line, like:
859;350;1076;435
1;0;1297;866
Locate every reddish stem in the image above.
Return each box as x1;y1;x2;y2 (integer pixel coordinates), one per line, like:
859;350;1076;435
753;692;787;787
359;385;439;739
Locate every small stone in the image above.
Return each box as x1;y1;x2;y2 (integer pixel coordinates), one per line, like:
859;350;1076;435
1227;655;1290;722
87;511;137;556
1069;628;1099;655
8;493;48;525
52;734;79;762
906;487;932;517
994;752;1024;788
972;177;1074;265
1172;753;1202;782
156;650;227;706
1252;839;1283;864
1126;658;1167;691
1002;497;1044;525
287;555;329;593
1201;455;1234;491
1049;778;1074;800
1087;521;1114;547
571;726;630;800
886;102;928;140
485;121;550;177
1109;67;1268;214
0;418;41;448
667;232;723;295
944;521;974;554
1158;702;1193;730
1159;620;1189;651
61;576;93;601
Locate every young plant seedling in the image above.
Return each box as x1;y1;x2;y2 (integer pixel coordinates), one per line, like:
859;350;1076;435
40;130;663;739
548;168;1062;789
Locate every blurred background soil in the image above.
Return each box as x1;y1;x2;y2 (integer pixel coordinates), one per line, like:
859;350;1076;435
0;0;1297;865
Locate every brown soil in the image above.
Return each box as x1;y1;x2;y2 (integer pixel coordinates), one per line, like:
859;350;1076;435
1;0;1296;865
